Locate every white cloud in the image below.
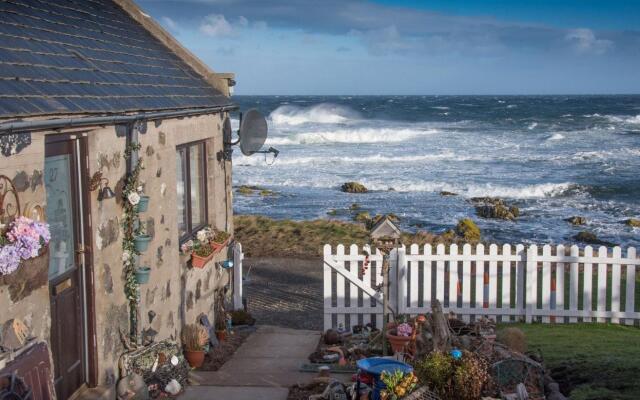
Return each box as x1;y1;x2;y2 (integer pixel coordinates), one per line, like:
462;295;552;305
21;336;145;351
199;14;266;37
160;16;179;32
200;14;235;37
565;28;613;55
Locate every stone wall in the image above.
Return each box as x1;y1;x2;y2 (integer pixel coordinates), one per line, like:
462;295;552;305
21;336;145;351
0;111;234;387
89;112;234;385
0;131;50;343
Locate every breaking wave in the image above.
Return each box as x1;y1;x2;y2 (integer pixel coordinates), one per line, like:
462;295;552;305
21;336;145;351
234;152;459;166
266;127;439;145
546;133;565;141
269;103;360;125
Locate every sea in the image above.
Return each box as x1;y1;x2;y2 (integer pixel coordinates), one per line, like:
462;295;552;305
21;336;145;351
230;95;640;248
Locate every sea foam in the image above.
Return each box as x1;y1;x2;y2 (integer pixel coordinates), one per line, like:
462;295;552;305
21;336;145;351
266;127;439;145
269;103;359;125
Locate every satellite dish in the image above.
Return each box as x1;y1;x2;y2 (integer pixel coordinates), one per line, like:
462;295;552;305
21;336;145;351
239;109;268;156
222;116;233;144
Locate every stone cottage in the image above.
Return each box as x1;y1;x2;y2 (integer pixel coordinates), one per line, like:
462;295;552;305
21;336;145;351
0;0;240;398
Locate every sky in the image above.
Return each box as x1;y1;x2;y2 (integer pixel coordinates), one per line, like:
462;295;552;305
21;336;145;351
138;0;640;95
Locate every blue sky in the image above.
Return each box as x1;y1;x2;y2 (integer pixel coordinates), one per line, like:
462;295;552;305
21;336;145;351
138;0;640;95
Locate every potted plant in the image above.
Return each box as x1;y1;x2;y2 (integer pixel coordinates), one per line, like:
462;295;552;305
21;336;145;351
215;318;227;342
181;324;208;368
0;216;51;276
386;322;413;353
134;266;151;284
181;227;218;268
133;233;151;252
211;230;231;254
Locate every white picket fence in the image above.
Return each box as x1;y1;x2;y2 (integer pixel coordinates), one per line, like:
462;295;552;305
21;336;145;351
323;243;640;330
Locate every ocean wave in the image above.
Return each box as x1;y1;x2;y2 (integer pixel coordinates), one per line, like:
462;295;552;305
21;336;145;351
604;114;640;124
528;122;538;130
432;106;450;110
234;152;460;166
546;133;565;141
237;175;576;199
265;127;439;145
269;103;360;125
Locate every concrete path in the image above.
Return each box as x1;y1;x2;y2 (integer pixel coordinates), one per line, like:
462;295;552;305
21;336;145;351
185;325;321;400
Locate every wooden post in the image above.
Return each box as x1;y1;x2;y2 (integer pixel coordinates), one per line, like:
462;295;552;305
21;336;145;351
233;242;244;310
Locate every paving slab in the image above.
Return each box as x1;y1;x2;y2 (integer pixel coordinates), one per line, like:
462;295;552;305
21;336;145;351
182;385;288;400
190;325;322;389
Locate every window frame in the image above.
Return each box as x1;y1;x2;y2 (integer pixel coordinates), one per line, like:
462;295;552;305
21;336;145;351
177;140;209;244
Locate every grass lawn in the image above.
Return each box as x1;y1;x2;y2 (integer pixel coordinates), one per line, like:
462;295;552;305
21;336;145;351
499;323;640;400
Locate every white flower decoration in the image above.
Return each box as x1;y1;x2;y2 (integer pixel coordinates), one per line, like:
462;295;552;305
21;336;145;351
122;251;130;262
127;192;141;206
137;185;144;193
196;229;208;243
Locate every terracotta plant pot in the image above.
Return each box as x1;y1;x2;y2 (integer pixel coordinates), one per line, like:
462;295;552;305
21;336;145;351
215;330;226;342
136;195;150;212
386;330;411;353
210;236;231;255
184;350;205;368
191;251;214;269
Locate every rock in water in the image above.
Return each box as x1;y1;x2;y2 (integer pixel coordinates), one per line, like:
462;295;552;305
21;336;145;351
625;218;640;228
565;216;587;225
573;231;615;246
440;191;458;196
341;181;368;193
455;218;481;243
472;197;519;220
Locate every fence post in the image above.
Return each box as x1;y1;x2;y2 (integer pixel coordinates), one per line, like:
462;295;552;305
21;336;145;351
525;245;537;323
233;242;244;310
516;244;526;319
323;245;333;331
396;246;407;315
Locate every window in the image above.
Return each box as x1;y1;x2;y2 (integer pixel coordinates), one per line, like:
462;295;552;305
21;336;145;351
177;141;207;242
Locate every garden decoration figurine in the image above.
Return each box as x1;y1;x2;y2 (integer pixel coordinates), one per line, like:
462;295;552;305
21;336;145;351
370;215;401;356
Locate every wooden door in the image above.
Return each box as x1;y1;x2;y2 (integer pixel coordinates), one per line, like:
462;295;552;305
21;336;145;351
44;138;87;400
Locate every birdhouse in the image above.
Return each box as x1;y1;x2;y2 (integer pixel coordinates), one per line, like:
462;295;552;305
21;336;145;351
370;215;401;240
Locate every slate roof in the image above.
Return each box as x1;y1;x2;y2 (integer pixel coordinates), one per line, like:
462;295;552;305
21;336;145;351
0;0;232;118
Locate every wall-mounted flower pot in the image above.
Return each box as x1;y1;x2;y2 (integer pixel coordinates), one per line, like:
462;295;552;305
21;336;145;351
184;350;205;368
210;236;231;255
136;195;150;212
191;252;214;269
135;266;151;284
133;235;152;252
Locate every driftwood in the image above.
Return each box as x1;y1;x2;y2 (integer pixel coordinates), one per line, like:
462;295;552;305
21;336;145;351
430;300;452;352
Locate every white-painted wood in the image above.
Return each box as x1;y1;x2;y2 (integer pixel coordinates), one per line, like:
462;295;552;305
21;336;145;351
462;244;472;322
597;246;608;323
335;244;346;329
502;244;512;321
324;245;333;331
349;244;359;329
409;244;419;312
436;244;445;304
488;244;498;320
449;244;459;311
555;245;565;323
233;242;244;311
362;244;372;327
583;246;594;322
475;244;485;316
569;245;579;323
611;247;621;324
423;244;433;309
625;247;636;325
542;245;551;323
322;244;639;329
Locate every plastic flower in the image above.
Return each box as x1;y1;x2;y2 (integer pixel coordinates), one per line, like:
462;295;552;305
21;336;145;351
127;192;141;206
396;322;413;337
122;251;131;262
180;240;194;254
0;243;21;275
137;185;143;193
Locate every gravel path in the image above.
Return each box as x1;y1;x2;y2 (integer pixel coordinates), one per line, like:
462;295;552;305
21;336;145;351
244;257;323;331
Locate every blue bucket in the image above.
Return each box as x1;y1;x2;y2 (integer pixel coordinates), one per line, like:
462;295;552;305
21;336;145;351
356;357;413;400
